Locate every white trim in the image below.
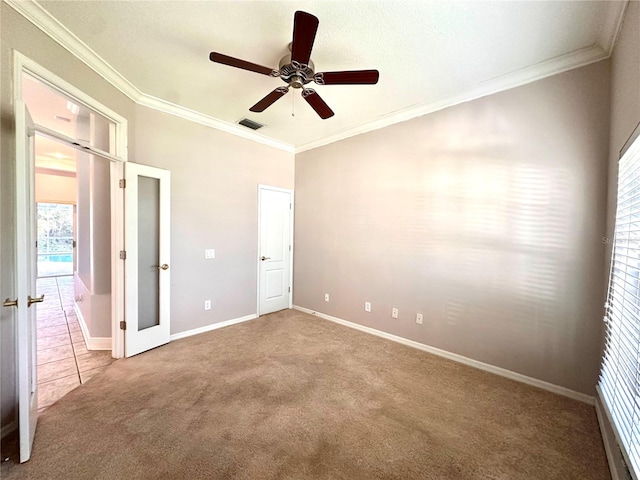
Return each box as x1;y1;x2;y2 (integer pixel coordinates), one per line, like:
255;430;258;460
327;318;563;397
73;304;111;351
110;161;124;358
5;0;141;102
170;314;258;342
1;421;17;439
597;0;629;56
293;305;595;405
138;95;295;153
257;185;294;316
7;0;625;155
295;45;609;153
595;393;627;480
14;52;128;161
34;124;123;164
596;385;637;480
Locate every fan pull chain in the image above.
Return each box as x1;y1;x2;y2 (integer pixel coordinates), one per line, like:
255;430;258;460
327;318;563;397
292;91;295;117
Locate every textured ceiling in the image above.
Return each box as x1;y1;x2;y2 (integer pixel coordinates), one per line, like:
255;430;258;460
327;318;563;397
33;0;625;150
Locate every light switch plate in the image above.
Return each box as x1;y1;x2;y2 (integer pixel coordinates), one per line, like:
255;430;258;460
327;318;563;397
205;249;215;259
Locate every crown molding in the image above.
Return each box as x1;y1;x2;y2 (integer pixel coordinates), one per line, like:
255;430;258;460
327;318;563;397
6;0;296;153
7;0;626;156
5;0;142;102
138;94;295;153
598;0;628;56
295;44;608;153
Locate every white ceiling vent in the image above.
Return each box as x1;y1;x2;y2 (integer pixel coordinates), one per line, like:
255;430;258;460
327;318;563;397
238;118;265;130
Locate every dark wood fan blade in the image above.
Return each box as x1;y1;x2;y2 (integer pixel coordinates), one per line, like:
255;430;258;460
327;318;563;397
249;87;289;112
291;11;319;66
210;52;276;76
314;70;379;85
302;89;334;119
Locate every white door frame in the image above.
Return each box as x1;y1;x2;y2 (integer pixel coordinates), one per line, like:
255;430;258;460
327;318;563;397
13;51;128;359
256;184;294;316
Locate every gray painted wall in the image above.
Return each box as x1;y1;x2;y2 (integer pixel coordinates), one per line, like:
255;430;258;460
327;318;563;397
75;153;112;338
133;106;294;333
294;60;611;396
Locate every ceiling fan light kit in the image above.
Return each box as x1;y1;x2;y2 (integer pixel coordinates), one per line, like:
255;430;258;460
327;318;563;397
209;11;380;120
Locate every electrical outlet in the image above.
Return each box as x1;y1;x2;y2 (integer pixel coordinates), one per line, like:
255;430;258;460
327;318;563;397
324;293;330;302
416;313;423;324
205;249;215;259
204;300;211;310
392;307;399;319
364;302;371;312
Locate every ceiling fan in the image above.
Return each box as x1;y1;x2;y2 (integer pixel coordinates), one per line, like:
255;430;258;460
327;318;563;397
209;11;379;120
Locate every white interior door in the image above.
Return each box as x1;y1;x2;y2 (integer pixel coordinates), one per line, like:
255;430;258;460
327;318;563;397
16;101;41;462
258;186;292;315
124;163;171;357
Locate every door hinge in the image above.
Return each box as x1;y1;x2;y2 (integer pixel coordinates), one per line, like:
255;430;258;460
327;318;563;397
288;286;291;293
120;320;126;330
119;179;126;188
290;203;292;209
73;240;77;248
289;245;291;252
119;250;127;260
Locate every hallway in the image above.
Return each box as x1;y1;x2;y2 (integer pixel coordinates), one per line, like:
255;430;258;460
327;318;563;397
36;276;116;411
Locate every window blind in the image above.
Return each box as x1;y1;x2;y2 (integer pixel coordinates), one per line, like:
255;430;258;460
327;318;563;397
600;132;640;480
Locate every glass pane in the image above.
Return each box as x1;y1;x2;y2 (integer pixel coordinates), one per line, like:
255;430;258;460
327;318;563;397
137;175;160;331
37;203;74;277
22;73;115;154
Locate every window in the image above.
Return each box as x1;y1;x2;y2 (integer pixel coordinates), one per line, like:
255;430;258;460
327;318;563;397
37;203;74;277
600;129;640;480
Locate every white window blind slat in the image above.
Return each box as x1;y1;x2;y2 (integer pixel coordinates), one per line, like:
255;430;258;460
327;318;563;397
600;135;640;480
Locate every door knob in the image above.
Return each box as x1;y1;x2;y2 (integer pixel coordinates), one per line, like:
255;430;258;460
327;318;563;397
152;264;169;270
27;294;45;307
261;256;271;261
3;298;18;308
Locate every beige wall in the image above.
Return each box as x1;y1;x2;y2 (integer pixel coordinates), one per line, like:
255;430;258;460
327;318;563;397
133;106;294;334
35;172;76;204
294;60;611;395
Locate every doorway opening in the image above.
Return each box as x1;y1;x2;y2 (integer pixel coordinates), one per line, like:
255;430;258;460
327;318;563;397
13;51;128;462
23;75;118;410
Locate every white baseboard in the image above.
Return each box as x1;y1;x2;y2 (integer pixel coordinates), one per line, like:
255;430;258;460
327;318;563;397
170;314;258;342
293;305;595;405
595;388;633;480
73;303;111;351
1;421;17;439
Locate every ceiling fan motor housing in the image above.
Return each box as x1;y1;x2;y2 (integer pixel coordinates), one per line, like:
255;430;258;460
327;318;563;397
279;54;314;89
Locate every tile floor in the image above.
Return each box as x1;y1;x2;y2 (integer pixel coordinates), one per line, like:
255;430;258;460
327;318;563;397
36;276;116;411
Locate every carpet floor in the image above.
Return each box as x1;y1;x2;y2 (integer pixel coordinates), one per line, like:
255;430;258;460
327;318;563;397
1;309;609;479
